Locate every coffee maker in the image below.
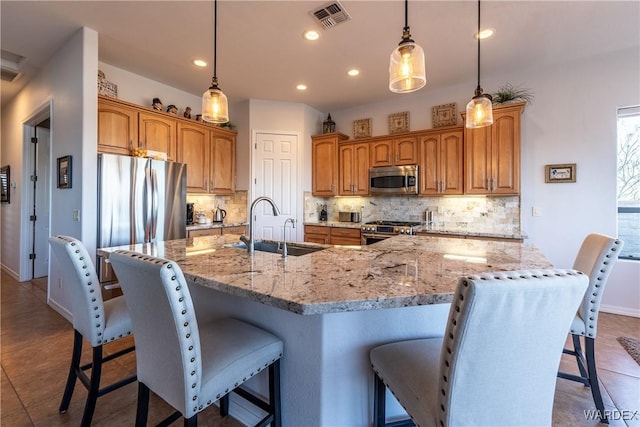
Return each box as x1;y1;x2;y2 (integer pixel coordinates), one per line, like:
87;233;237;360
186;203;194;225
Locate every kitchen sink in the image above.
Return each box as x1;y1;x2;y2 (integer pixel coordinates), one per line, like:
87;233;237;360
226;240;327;256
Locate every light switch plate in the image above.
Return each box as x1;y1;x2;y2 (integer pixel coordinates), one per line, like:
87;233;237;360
532;206;542;217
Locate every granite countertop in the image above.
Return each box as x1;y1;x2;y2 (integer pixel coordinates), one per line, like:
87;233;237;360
99;234;552;316
186;221;247;231
414;225;527;240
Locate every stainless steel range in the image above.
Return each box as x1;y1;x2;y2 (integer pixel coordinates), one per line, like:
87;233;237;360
360;221;421;245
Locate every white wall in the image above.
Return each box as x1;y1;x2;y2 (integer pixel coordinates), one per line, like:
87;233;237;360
0;28;99;319
98;62;202;115
332;46;640;316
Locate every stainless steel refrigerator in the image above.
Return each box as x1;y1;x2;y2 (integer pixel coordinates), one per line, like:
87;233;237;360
97;153;187;250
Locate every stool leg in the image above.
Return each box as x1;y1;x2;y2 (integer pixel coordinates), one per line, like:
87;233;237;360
135;382;150;427
572;335;588;379
585;337;608;424
220;394;229;417
269;360;282;427
81;345;103;427
59;330;83;413
184;414;197;427
374;373;386;427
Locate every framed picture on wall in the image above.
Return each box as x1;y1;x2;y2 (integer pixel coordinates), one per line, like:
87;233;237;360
545;163;576;183
1;165;9;204
57;155;72;189
353;118;372;139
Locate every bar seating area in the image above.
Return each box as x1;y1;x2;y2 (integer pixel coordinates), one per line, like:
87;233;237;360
3;268;640;426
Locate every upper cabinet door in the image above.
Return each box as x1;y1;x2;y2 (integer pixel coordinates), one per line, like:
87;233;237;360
177;123;210;193
210;132;236;195
138;112;177;161
312;133;348;196
370;140;393;167
419;134;440;195
440;130;464;195
370;136;418;167
98;99;138;155
393;136;419;165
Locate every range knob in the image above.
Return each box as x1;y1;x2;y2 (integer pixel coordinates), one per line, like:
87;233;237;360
399;229;405;234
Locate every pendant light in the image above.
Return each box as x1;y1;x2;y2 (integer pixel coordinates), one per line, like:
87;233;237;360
202;0;229;123
465;0;493;128
389;0;426;93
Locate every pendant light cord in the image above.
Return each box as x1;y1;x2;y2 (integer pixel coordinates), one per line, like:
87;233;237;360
476;0;481;91
404;0;408;29
213;0;218;80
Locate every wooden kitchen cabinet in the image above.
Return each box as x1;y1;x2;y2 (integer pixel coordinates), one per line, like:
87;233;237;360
329;227;361;245
370;135;418;167
188;228;222;238
98;98;138;155
209;133;235;194
462;102;524;195
312;133;349;196
304;225;361;245
339;142;369;195
419;128;464;195
305;225;330;244
177;123;236;194
222;225;246;235
138;112;177;161
178;123;210;192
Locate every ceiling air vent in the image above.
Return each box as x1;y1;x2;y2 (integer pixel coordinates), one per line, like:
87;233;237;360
1;50;24;82
311;1;351;29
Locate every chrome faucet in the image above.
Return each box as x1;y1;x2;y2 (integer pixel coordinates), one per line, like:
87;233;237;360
240;196;280;253
282;218;296;258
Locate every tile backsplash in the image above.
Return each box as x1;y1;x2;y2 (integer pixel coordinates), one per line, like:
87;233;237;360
187;191;248;224
304;192;521;235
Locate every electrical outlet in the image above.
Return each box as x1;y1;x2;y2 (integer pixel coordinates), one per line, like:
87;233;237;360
532;206;542;217
58;278;62;288
72;209;80;221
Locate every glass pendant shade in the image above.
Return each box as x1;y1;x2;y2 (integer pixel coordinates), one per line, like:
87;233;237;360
202;81;229;124
389;41;426;93
465;93;493;128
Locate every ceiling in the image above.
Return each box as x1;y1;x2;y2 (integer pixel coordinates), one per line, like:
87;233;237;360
1;1;638;112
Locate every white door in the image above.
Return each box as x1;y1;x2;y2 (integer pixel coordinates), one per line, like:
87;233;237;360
253;132;298;241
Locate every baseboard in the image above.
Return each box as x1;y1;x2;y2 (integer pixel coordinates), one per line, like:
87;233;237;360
47;297;72;322
1;265;19;280
600;304;640;318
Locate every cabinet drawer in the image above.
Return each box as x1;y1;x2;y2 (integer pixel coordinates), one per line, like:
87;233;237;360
305;225;330;236
222;225;246;235
188;228;222;238
330;227;360;239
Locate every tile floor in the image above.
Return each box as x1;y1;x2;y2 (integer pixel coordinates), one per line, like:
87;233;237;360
1;269;639;426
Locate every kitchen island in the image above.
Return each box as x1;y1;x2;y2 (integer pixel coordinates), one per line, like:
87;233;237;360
99;234;553;426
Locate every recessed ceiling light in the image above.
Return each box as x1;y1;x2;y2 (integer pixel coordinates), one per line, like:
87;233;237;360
475;28;495;40
193;59;207;67
347;69;360;77
304;30;320;41
296;84;307;91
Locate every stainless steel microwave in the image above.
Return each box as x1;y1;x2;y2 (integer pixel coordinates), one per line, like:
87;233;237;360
369;165;418;195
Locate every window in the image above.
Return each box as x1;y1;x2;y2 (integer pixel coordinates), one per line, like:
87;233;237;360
617;105;640;260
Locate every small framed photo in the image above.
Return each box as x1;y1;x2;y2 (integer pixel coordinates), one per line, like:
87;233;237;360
353;118;372;139
57;155;72;189
388;111;409;134
545;163;576;183
432;103;457;127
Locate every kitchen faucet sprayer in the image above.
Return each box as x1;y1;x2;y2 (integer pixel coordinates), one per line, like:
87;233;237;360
240;196;281;253
282;218;296;258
